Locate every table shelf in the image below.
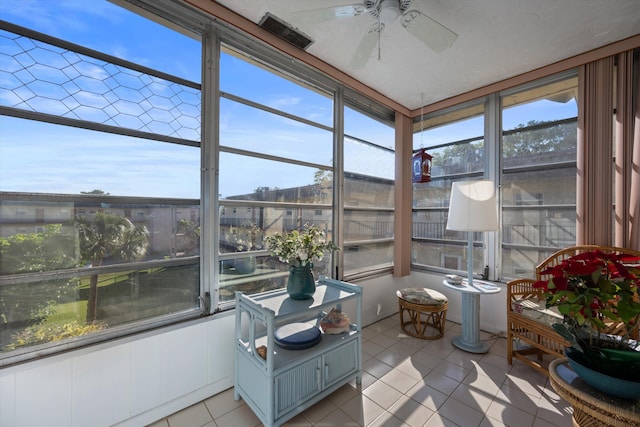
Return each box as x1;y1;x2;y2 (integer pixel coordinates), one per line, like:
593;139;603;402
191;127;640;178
234;276;362;427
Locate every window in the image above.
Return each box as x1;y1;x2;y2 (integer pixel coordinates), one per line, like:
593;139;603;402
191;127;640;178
214;36;395;297
0;2;202;364
0;0;396;365
343;106;395;277
217;47;335;302
412;102;485;275
412;72;578;280
501;74;578;278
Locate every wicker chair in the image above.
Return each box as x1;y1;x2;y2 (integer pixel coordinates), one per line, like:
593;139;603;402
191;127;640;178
506;245;640;377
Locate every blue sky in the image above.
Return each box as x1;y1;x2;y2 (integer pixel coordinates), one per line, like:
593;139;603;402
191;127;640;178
0;0;204;198
0;0;201;82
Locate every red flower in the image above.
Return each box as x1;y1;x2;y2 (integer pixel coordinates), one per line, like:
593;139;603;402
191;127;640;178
534;249;640;339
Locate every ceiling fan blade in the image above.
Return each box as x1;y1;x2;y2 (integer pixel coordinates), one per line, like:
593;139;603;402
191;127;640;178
347;23;382;69
402;10;458;53
291;3;369;23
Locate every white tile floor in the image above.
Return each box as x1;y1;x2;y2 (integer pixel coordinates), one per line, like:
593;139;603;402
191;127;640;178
147;316;572;427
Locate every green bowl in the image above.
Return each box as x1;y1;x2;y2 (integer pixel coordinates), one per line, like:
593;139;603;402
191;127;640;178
566;347;640;400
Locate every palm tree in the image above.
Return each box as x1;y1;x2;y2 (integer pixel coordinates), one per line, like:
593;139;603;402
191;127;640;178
76;213;149;324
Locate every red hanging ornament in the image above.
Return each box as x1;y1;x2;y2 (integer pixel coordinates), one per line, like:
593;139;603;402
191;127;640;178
412;148;432;183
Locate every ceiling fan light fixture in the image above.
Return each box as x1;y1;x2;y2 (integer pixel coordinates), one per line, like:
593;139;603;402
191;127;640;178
295;0;456;69
378;0;400;25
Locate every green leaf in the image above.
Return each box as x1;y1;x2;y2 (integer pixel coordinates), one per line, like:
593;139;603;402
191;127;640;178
617;300;640;323
552;323;584;351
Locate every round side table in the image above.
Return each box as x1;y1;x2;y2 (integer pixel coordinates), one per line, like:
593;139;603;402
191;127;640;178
549;358;640;427
443;279;501;353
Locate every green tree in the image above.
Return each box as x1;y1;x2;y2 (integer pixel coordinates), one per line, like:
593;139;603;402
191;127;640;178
76;213;149;324
80;189;110;195
0;224;76;275
0;225;77;330
503;119;576;157
431;141;483;174
314;169;332;185
177;219;200;255
430;119;576;173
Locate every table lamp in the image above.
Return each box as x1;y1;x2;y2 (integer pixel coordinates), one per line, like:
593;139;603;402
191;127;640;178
446;180;498;285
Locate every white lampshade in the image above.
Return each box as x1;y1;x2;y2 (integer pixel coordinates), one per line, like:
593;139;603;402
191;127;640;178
446;180;498;232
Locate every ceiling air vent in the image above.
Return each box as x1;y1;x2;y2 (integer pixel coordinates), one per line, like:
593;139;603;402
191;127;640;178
258;12;314;50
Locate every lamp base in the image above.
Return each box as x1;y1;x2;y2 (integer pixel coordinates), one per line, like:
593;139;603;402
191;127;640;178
451;287;491;354
451;336;491;354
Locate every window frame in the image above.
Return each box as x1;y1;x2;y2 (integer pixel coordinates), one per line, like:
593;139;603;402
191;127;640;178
0;0;398;365
411;71;579;281
342;107;396;280
0;8;206;365
211;32;396;294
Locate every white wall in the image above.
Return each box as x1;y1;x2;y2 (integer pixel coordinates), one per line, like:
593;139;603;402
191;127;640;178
0;273;507;427
0;312;236;427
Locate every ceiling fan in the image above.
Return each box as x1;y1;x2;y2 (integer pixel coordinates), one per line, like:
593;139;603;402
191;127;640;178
291;0;458;69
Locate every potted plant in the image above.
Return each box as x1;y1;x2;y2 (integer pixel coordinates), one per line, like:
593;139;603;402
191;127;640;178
534;249;640;397
225;221;263;274
265;224;339;300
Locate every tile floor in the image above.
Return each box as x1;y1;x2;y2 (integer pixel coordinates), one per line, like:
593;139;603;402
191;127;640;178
147;316;572;427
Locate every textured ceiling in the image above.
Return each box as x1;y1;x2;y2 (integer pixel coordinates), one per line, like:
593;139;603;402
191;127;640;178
213;0;640;110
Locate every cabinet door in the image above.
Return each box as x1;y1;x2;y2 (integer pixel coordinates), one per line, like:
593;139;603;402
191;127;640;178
322;338;359;388
274;357;321;418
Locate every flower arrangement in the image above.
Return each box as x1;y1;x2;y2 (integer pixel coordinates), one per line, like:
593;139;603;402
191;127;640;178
265;224;339;267
226;221;263;252
533;250;640;352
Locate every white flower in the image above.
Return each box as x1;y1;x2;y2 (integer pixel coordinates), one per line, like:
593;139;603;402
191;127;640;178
264;224;339;267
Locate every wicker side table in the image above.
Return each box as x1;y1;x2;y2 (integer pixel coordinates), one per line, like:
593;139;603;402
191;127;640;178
396;288;448;339
549;358;640;427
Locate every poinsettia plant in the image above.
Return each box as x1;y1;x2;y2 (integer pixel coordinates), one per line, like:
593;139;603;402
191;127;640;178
533;250;640;352
265;224;339;267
